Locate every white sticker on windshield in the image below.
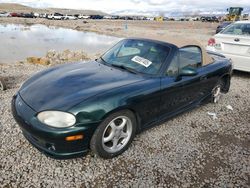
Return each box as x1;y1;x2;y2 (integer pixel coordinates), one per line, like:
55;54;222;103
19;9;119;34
131;56;152;68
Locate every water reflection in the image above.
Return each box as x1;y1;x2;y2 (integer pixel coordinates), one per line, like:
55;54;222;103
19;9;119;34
0;24;121;63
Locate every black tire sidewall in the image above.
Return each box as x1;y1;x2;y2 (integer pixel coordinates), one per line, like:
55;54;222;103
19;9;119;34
90;110;137;159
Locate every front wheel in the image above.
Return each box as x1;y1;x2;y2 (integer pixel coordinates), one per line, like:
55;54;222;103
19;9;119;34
90;110;136;159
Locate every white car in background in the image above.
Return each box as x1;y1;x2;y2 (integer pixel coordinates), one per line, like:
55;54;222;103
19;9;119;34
47;13;64;20
207;21;250;72
78;15;90;19
63;15;77;20
0;12;10;17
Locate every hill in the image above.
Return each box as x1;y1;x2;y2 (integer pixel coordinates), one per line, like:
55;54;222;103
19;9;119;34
0;3;107;15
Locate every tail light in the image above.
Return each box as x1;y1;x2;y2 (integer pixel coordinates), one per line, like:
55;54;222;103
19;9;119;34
208;38;216;46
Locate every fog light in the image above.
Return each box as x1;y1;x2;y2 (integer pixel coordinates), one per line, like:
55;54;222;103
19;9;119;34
65;134;84;141
46;144;56;151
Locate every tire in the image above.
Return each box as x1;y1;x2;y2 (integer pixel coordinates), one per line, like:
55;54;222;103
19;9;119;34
90;110;137;159
211;80;223;103
0;79;6;91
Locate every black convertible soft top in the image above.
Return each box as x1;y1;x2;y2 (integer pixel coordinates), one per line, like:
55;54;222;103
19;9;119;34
128;36;214;66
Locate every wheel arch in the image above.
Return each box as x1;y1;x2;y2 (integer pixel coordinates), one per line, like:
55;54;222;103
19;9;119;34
219;73;231;93
100;105;142;134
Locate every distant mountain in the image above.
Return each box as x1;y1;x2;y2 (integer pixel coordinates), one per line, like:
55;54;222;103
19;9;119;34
0;3;34;12
0;3;107;15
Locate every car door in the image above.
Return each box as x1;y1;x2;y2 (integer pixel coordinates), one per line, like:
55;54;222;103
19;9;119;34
159;46;210;118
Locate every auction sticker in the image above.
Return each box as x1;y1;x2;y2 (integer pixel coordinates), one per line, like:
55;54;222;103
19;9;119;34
131;56;152;67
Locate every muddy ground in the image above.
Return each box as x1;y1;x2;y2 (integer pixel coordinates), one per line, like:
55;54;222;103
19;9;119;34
0;17;218;46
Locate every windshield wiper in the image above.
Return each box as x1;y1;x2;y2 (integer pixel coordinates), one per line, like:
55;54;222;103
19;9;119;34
99;57;108;65
111;64;137;74
99;57;138;74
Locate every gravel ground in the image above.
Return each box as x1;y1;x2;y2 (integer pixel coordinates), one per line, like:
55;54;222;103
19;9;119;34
0;62;249;187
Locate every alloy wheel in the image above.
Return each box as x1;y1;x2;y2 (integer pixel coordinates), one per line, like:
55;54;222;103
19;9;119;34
213;85;221;103
102;116;132;153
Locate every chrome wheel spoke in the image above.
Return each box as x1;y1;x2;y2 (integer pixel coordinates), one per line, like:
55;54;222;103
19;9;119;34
111;137;119;150
103;131;114;143
110;122;117;130
117;118;127;130
213;86;221;103
120;131;128;139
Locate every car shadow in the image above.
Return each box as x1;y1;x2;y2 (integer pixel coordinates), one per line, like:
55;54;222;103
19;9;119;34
232;70;250;78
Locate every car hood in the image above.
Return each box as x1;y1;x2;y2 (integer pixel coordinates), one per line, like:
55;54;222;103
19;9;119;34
19;61;145;112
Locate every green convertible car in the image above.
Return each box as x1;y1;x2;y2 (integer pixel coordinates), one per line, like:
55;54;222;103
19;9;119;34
12;37;232;159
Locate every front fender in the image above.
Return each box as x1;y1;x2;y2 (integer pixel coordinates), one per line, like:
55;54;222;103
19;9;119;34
69;78;161;128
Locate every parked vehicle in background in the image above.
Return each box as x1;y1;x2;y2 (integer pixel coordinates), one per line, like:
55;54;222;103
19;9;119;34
39;13;48;18
90;15;103;19
207;21;250;72
63;15;77;20
10;12;22;17
119;16;133;20
21;13;35;18
78;15;90;19
213;16;220;22
103;15;112;19
216;21;232;33
0;12;10;17
191;17;200;21
48;13;64;20
111;15;119;19
146;17;154;21
201;16;219;22
33;12;39;18
242;14;249;20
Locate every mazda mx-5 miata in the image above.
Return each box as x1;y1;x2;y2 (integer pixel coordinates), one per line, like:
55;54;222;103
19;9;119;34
12;37;232;159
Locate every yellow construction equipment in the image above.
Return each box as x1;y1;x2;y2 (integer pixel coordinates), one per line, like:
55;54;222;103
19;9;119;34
154;16;164;21
225;7;243;21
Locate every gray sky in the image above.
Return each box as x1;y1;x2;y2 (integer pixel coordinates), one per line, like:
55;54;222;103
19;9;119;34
1;0;250;16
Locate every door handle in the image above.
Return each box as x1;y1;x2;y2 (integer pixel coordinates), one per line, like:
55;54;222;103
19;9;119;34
234;38;240;42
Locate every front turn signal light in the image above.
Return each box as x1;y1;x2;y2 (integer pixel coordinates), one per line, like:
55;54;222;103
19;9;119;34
65;134;84;141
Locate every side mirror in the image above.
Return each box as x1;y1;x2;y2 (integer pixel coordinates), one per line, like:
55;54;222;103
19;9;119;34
179;67;198;77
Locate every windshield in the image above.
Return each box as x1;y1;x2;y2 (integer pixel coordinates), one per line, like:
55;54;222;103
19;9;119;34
101;39;170;75
221;23;250;36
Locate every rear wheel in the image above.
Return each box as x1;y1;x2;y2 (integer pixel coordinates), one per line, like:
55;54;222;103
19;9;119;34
0;79;6;91
90;110;136;159
212;80;223;103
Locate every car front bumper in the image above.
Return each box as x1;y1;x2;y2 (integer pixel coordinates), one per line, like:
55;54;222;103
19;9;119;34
11;93;99;159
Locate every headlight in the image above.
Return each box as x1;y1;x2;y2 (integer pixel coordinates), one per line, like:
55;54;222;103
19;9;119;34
37;111;76;128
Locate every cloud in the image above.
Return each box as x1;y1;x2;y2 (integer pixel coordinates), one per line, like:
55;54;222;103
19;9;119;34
1;0;250;16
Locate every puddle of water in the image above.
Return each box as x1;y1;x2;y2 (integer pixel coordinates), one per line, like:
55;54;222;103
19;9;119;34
0;24;121;63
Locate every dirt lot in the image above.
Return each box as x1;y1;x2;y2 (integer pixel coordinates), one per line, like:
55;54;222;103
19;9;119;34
0;18;250;187
0;17;218;46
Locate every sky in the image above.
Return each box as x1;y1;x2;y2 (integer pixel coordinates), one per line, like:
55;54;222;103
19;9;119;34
1;0;250;16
